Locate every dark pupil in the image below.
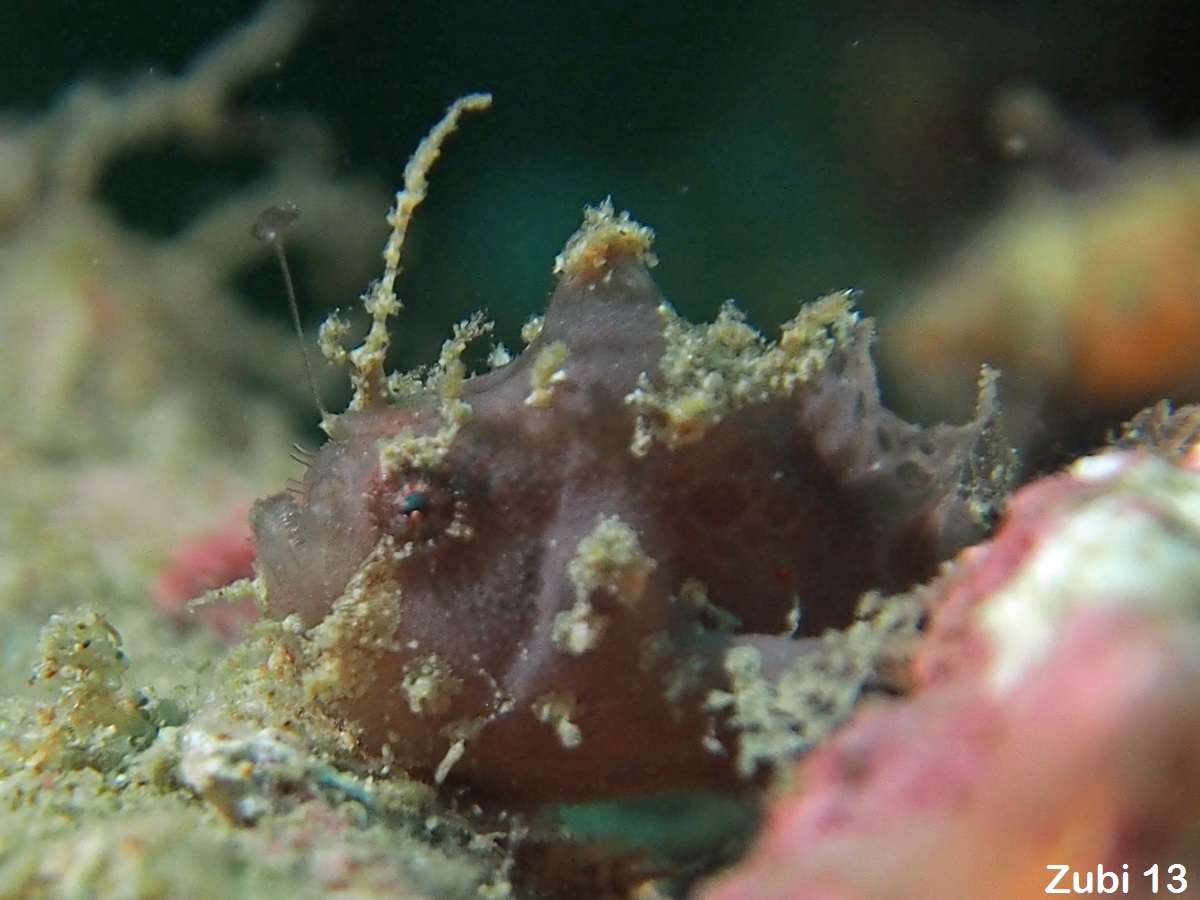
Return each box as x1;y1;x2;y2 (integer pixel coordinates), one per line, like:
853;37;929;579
400;490;431;516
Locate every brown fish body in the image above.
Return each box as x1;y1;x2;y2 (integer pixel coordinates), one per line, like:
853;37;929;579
251;202;1005;801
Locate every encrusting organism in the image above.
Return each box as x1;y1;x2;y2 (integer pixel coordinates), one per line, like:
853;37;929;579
247;95;1015;803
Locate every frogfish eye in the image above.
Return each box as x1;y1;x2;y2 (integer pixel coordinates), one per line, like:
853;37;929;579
399;488;432;518
368;467;463;545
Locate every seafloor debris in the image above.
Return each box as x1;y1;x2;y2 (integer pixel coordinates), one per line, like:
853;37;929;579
0;609;519;898
879;88;1200;461
15;609;162;774
247;96;1014;803
698;449;1200;900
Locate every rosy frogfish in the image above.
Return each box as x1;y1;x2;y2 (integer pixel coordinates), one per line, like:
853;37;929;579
249;96;1009;802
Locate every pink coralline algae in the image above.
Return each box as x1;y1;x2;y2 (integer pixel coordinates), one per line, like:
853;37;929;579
699;448;1200;900
248;96;1010;803
153;505;259;641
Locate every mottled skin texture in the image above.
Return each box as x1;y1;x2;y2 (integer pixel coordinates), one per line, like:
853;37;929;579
251;233;996;802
